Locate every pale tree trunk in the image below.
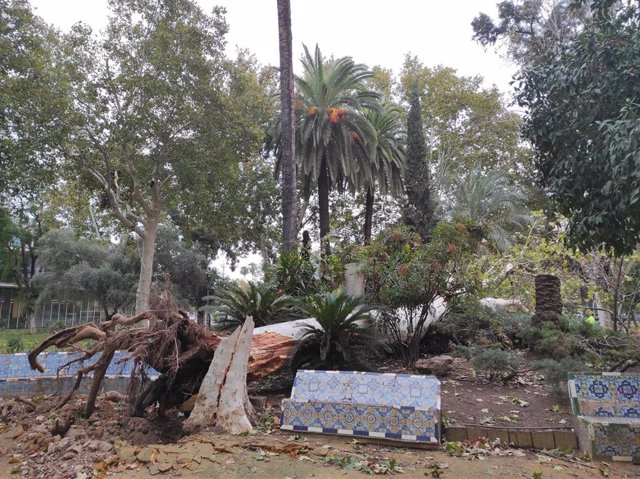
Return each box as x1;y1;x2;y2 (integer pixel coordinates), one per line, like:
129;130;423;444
90;155;165;315
135;217;159;313
184;317;255;435
277;0;297;253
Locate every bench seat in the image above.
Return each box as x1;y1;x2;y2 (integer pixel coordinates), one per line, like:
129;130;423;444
280;370;440;444
569;372;640;461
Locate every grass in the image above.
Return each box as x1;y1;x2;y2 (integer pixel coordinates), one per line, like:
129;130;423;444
0;329;54;354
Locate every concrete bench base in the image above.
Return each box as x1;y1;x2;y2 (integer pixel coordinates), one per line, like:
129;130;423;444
576;416;640;461
280;399;439;443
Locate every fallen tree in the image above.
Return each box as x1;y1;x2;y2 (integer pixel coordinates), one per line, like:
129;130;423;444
27;292;300;419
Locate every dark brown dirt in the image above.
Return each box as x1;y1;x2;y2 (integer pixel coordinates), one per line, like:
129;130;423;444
440;358;576;429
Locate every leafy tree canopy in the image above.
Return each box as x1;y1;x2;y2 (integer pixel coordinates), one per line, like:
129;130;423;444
515;0;640;254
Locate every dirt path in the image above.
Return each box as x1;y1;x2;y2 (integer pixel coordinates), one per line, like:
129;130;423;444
104;431;638;479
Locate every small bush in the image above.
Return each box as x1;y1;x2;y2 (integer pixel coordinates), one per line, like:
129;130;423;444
433;300;531;348
533;357;590;395
49;320;66;333
457;345;523;382
6;337;24;354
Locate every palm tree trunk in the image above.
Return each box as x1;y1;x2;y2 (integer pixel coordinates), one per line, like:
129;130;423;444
277;0;297;253
532;274;562;326
318;158;331;257
364;188;374;244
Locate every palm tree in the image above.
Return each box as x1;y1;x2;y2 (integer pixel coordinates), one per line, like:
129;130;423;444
440;168;531;251
296;44;378;256
352;105;406;244
276;0;297;252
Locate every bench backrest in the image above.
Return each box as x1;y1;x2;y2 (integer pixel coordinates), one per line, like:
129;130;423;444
291;369;440;410
0;351;151;379
568;372;640;418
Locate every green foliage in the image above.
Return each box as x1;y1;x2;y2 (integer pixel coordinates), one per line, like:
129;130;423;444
533;357;590;394
0;0;70;201
515;2;640;254
402;90;436;240
522;321;577;361
433;300;530;347
269;44;379;254
266;251;319;297
34;229;138;314
457;345;524;382
440;168;532;251
472;1;589;67
359;224;477;364
6;336;24;354
153;226;209;310
399;59;533;190
290;290;388;370
213;281;300;329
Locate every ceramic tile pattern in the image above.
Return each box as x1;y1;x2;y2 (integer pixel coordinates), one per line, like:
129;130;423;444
281;370;440;444
569;373;640;461
0;351;158;397
291;370;440;410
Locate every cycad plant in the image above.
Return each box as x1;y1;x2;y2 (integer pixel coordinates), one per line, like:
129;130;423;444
213;281;300;329
290;290;388;371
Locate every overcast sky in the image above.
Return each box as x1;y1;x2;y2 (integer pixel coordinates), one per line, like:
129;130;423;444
30;0;516;95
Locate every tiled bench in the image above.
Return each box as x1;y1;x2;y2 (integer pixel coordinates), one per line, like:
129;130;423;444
280;370;440;444
569;372;640;460
0;351;157;397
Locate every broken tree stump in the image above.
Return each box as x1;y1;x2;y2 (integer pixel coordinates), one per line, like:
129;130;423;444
184;317;255;435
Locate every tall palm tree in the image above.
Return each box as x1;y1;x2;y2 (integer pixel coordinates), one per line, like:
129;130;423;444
276;0;297;252
296;44;378;256
440;167;531;251
353;105;406;244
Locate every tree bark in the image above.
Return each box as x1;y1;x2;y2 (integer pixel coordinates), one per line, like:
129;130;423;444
184;317;255;435
277;0;297;253
532;274;562;326
318;157;331;257
135;217;159;313
364;188;374;244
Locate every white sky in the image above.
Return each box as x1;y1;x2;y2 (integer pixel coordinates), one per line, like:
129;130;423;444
30;0;516;93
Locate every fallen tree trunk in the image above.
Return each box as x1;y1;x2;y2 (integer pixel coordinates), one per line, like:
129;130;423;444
184;317;255;434
27;296;304;419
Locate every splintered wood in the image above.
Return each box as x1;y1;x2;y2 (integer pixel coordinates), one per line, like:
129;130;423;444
185;317;255;435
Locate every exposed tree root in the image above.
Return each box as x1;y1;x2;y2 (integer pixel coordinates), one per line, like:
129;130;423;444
27;291;296;420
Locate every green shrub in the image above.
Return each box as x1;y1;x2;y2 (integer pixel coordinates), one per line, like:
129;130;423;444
533;357;590;395
359;224;477;365
265;251;319;297
457;345;523;382
49;320;66;333
433;300;531;348
290;290;389;371
6;337;24;354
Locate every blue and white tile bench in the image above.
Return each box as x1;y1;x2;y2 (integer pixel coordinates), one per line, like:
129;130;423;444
280;370;441;445
569;372;640;461
0;351;157;398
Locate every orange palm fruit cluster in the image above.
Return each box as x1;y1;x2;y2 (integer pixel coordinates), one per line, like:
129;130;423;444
325;107;347;123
